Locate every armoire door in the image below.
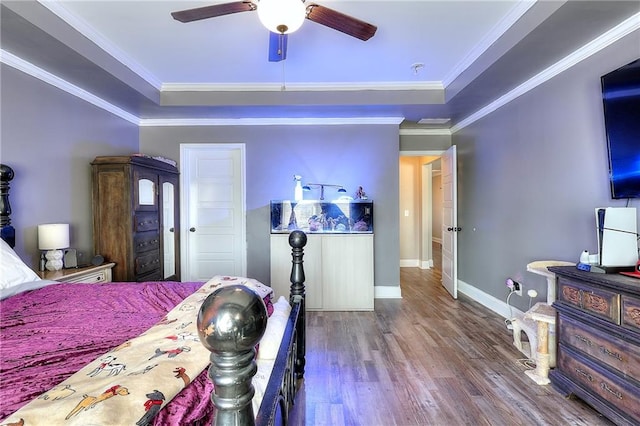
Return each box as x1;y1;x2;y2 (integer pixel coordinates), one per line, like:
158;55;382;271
160;173;180;281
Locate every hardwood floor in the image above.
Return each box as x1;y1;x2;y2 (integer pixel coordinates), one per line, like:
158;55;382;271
288;244;614;425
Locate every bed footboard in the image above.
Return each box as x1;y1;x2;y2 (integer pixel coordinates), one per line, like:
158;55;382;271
198;230;307;426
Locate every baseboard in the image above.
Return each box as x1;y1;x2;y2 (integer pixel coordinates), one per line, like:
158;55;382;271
374;285;403;299
374;279;524;312
400;259;432;269
420;259;433;269
432;238;442;245
458;279;524;320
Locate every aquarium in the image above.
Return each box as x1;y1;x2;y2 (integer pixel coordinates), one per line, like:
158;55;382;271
271;200;373;233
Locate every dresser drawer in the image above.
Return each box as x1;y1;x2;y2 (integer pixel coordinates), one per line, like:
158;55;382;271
134;231;160;254
134;211;159;232
558;277;620;323
136;269;163;282
39;264;115;284
135;250;160;276
622;294;640;333
558;313;640;380
64;269;109;284
557;345;640;423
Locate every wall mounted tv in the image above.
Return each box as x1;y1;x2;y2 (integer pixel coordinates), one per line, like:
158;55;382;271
600;58;640;199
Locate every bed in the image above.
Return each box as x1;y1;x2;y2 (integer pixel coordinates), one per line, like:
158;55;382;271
0;163;307;425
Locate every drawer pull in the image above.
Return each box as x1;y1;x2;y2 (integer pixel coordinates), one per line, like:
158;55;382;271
599;346;623;361
137;239;159;249
578;289;584;309
141;259;161;268
600;382;623;400
583;293;608;315
96;276;103;281
575;368;593;382
574;334;593;346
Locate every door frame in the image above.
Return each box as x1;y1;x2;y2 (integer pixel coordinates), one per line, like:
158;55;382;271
441;145;458;299
421;162;433;269
179;143;247;280
400;150;445;271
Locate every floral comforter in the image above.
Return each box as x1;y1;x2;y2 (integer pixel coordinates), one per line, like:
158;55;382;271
0;276;275;426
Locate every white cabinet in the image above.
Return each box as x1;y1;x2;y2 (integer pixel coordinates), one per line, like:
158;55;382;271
270;235;323;310
270;234;374;311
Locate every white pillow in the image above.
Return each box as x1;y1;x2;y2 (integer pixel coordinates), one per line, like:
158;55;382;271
204;275;274;299
0;238;41;289
257;296;292;361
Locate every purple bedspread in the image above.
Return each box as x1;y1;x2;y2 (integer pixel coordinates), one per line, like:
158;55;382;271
0;281;214;424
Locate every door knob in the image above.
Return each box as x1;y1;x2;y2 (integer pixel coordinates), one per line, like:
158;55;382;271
447;227;462;232
189;227;196;232
169;227;174;232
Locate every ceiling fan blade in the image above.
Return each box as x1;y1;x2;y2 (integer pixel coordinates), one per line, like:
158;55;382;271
306;4;377;41
171;1;256;23
269;32;288;62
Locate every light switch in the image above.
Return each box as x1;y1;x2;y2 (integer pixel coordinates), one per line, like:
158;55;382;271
404;210;409;217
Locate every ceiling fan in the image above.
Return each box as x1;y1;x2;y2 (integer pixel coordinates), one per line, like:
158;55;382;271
171;0;377;62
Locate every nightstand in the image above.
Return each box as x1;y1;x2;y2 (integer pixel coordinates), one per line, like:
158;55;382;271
36;263;115;283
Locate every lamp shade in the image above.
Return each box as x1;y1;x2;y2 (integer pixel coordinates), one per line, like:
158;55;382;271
38;223;70;250
258;0;306;34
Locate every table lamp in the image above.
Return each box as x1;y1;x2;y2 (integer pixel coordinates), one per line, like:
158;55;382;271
38;223;69;271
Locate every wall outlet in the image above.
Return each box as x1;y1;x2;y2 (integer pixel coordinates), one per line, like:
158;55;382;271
506;278;522;296
512;280;522;296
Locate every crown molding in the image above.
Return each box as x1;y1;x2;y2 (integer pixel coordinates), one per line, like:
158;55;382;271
139;117;404;127
161;81;443;92
5;9;637;132
38;0;162;90
442;0;536;87
400;150;446;157
400;128;452;136
452;13;640;133
0;49;139;125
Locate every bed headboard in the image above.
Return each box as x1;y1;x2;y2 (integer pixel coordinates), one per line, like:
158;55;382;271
0;164;16;248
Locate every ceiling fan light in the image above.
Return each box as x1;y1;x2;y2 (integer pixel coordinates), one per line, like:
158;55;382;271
258;0;306;34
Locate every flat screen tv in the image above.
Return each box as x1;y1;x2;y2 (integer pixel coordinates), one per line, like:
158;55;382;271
600;59;640;199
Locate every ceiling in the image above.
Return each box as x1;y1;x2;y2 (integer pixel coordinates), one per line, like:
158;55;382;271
1;1;639;128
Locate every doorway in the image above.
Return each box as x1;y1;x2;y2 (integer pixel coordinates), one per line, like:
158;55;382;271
399;152;443;272
180;144;247;281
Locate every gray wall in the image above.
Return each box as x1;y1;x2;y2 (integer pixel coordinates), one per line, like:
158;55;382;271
454;31;640;312
0;65;139;267
1;61;403;288
399;133;451;152
2;29;638;312
139;125;401;288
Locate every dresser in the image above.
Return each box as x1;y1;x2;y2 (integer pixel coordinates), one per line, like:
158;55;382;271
549;266;640;425
92;156;180;282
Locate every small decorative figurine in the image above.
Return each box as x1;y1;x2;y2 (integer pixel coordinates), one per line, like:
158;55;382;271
355;186;367;200
293;175;303;201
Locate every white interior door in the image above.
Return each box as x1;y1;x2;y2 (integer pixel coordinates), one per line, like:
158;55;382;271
181;144;246;281
441;145;458;299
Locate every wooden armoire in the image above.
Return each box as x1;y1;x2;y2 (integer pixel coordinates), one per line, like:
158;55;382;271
91;155;180;282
